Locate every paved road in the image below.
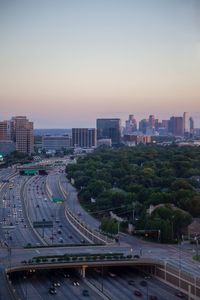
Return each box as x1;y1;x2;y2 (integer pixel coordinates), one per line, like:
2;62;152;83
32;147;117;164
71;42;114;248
1;162;199;299
87;267;186;300
12;269;103;300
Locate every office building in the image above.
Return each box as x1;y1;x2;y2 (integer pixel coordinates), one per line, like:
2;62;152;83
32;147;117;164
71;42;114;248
42;135;71;151
72;128;96;148
168;116;184;136
139;119;148;134
0;120;11;140
11;116;34;155
189;117;194;135
0;140;16;155
183;112;190;134
124;115;137;134
123;134;152;146
97;138;112;147
96;118;121;145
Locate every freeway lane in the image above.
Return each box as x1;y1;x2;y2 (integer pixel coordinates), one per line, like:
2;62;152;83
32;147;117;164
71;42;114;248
46;171;90;243
0;175;39;248
87;267;182;300
12;269;103;300
23;173;85;245
59;173;101;230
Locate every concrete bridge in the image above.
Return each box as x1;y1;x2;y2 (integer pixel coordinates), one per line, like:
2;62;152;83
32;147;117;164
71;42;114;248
2;245;200;299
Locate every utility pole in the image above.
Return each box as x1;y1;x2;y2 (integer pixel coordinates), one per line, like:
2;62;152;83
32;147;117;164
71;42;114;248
101;265;104;293
117;221;120;244
195;236;199;258
132;202;135;222
179;240;182;270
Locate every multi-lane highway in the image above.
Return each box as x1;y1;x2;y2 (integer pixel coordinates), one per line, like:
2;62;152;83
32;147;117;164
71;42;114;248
0;160;199;299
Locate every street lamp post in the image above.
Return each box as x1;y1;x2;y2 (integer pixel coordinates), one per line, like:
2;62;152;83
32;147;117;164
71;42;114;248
178;240;182;289
101;265;104;293
195;236;199;258
24;275;27;300
146;282;149;300
179;241;182;270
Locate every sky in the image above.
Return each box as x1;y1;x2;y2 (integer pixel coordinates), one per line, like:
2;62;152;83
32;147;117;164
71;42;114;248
0;0;200;128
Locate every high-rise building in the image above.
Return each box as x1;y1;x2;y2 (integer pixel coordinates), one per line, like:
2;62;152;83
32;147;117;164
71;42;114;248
124;115;137;134
11;116;34;155
123;134;152;145
183;112;190;134
42;135;71;151
72;128;96;148
0;120;11;140
148;115;155;128
139;119;148;134
168;116;184;136
189;117;194;135
96;118;121;145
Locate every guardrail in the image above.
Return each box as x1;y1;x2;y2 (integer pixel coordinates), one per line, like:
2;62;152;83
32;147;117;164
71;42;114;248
58;178;114;245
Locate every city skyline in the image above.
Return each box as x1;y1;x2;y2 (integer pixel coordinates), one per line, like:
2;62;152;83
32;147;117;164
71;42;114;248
1;0;200;128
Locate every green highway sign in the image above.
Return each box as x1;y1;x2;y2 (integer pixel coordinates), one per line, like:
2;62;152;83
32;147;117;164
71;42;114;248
24;169;38;175
33;221;53;228
52;197;64;203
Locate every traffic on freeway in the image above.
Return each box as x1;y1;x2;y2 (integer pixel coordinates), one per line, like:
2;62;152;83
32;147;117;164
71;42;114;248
0;160;199;299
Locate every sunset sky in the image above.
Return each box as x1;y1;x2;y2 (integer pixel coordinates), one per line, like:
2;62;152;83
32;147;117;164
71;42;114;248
0;0;200;127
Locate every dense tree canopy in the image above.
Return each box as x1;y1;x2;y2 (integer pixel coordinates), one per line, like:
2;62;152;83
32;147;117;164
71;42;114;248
66;145;200;242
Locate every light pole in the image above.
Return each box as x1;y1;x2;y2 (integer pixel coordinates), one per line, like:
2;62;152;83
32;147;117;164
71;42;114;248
146;282;149;300
101;265;104;293
117;221;120;244
179;240;182;270
194;236;199;258
24;275;27;300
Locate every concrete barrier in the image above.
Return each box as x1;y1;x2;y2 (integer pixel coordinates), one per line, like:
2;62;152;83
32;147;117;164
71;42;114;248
58;178;114;245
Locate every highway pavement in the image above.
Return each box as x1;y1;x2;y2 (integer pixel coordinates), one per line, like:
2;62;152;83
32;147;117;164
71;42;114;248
1;161;199;299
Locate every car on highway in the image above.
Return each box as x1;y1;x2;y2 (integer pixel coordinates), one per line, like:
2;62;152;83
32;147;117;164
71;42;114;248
49;287;57;295
82;289;89;297
52;281;60;287
73;281;80;286
175;291;185;298
128;280;135;286
134;290;143;297
108;272;116;278
150;296;158;300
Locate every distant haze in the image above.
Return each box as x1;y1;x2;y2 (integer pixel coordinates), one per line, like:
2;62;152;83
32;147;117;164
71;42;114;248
0;0;200;127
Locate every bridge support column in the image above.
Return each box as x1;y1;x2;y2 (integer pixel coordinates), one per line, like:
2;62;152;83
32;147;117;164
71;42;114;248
81;265;87;278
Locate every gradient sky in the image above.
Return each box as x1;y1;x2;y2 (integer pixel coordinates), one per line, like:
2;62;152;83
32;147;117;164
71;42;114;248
0;0;200;128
